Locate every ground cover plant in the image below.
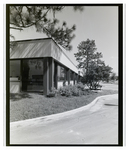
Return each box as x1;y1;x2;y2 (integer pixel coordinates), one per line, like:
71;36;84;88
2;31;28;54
59;83;86;97
10;83;118;122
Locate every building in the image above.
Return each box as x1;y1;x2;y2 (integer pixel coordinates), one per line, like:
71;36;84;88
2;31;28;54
10;38;82;95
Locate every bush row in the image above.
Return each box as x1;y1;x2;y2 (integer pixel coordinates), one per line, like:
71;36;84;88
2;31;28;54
59;83;87;97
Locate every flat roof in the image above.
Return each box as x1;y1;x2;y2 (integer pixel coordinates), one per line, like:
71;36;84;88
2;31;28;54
10;38;82;75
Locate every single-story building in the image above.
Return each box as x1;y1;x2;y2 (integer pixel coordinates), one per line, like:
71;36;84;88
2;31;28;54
10;38;82;95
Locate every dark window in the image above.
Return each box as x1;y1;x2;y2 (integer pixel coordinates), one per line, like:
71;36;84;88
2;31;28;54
22;59;43;92
58;65;66;81
10;60;20;80
70;71;73;80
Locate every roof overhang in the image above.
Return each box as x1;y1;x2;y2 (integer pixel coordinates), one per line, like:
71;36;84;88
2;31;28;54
10;38;82;76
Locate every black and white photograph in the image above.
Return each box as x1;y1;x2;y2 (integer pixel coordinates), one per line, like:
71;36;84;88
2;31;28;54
6;4;123;146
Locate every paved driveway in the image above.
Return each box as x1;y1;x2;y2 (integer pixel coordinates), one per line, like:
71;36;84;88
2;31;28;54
10;94;118;145
100;82;118;91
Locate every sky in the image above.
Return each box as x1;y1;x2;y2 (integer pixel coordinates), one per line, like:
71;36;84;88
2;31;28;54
10;6;118;75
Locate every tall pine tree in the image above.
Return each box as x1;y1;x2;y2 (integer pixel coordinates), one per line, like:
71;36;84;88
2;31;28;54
74;39;112;89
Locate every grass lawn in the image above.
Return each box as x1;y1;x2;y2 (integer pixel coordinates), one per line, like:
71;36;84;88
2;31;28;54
10;89;118;122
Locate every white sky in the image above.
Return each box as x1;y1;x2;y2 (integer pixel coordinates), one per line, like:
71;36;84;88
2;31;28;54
10;6;118;75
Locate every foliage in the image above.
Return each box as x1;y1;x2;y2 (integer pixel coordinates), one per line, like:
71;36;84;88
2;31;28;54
59;83;86;97
74;39;97;69
74;39;112;89
10;6;84;50
47;87;58;97
110;72;118;81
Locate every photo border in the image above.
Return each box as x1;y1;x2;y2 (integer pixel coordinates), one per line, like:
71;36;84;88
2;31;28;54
6;3;123;146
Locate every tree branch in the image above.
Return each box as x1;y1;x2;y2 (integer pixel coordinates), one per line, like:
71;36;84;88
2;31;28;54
14;6;25;27
10;7;51;29
10;26;23;30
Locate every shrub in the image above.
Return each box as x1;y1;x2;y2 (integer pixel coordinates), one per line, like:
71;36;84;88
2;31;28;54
59;83;87;97
65;90;73;97
47;87;58;97
76;82;85;91
47;92;55;97
59;85;73;97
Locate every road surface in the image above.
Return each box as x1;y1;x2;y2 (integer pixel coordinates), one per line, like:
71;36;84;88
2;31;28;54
10;93;118;145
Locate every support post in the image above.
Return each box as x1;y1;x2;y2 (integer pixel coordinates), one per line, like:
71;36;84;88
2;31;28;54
54;61;58;89
48;57;54;91
20;59;22;92
79;75;81;82
63;67;67;86
78;71;80;83
74;73;77;84
77;74;79;83
67;68;70;85
73;72;76;85
43;58;49;95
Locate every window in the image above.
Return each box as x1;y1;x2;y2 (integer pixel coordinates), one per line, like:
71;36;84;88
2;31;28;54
58;65;66;81
22;59;43;92
10;60;20;80
70;71;73;80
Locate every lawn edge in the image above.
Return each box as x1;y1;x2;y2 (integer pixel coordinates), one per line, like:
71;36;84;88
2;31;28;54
10;94;118;126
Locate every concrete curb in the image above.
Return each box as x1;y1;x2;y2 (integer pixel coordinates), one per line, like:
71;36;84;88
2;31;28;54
10;94;118;126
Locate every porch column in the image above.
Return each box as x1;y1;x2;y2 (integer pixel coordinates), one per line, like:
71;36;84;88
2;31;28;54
20;59;22;92
63;67;67;86
79;75;81;82
48;57;54;91
43;58;49;95
77;73;79;83
78;71;80;83
73;72;76;85
54;61;58;89
78;76;80;83
67;68;70;85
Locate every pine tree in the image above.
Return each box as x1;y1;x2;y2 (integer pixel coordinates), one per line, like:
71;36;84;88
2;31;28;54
74;39;112;89
10;6;83;50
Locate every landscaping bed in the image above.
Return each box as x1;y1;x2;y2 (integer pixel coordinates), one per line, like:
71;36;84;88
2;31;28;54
10;89;118;122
